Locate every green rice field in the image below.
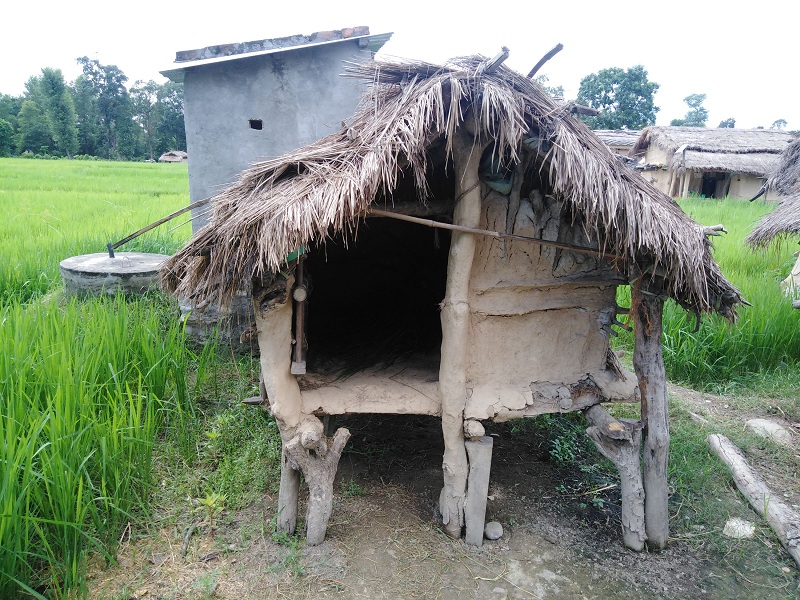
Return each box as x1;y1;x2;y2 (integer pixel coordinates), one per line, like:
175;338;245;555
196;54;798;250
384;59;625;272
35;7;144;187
0;157;798;597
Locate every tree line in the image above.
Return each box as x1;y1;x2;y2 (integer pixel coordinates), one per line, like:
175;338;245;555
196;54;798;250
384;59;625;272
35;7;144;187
0;57;185;160
573;65;787;132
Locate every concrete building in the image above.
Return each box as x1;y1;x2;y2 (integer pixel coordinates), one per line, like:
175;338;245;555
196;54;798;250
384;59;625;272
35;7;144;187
160;27;391;347
161;26;392;231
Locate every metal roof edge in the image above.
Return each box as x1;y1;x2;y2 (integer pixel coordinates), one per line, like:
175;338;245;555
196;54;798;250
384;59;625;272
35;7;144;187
160;32;393;82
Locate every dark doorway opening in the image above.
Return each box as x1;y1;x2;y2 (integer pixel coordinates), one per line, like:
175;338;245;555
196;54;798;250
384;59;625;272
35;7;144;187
303;218;450;374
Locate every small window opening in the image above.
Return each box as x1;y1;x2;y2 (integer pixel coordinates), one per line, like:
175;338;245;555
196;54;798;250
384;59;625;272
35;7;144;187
249;119;263;130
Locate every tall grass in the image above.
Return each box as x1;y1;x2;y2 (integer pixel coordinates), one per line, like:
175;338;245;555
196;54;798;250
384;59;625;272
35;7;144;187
0;158;198;597
0;158;191;302
0;295;196;598
616;197;800;390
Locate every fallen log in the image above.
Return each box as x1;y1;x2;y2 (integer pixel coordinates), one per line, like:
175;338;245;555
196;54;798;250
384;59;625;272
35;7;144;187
707;434;800;567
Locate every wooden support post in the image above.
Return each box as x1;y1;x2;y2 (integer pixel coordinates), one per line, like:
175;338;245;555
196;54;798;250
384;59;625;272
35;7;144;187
465;436;494;546
632;280;670;549
285;427;351;545
585;405;646;551
438;130;484;538
277;445;300;535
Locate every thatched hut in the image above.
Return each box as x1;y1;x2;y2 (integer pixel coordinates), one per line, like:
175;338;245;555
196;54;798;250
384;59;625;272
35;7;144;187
593;129;641;156
630;126;795;199
162;54;743;550
748;136;800;302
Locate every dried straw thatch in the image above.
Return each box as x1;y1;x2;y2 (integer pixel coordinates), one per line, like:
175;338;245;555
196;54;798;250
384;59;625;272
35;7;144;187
748;136;800;247
162;56;742;319
630;126;794;176
593;129;641;150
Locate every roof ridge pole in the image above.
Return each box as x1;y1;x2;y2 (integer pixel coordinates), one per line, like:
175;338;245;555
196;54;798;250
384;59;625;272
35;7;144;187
438;127;485;539
632;277;670;550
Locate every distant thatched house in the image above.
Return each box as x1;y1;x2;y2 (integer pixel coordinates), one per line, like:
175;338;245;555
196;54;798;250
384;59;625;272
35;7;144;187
630;126;795;199
593;129;640;156
748;136;800;301
158;150;187;163
162;54;743;550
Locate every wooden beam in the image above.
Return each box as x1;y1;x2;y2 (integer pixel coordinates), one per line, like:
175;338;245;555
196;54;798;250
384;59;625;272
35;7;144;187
527;43;564;79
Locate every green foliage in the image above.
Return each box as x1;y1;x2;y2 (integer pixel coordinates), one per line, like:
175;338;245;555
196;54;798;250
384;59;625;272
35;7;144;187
771;118;787;130
0;62;184;160
576;65;659;130
717;118;736;128
340;479;367;497
532;74;564;99
76;57;137;160
0;118;12;156
670;93;708;127
38;68;78;158
15;99;54;154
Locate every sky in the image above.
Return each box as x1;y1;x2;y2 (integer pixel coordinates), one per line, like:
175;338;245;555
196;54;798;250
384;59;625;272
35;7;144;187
3;0;799;130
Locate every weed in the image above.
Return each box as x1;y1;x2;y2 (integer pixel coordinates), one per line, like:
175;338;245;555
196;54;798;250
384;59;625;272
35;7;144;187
340;479;367;497
270;531;306;579
192;570;219;600
196;493;226;538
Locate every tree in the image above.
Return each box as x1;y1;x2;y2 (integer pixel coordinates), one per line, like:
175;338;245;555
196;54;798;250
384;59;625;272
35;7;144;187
154;81;185;154
0;118;13;156
131;80;161;161
576;65;659;130
72;75;100;156
76;56;136;159
718;118;736;128
15;100;54;154
533;74;564;99
670;93;708;127
771;119;787;130
38;68;78;158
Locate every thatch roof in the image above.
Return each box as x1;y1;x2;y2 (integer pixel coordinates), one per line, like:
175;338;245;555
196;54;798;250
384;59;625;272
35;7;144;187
630;126;795;176
593;129;641;149
748;136;800;246
162;56;743;319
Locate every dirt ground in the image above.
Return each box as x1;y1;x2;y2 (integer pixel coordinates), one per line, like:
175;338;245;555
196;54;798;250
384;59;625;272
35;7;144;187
88;386;800;600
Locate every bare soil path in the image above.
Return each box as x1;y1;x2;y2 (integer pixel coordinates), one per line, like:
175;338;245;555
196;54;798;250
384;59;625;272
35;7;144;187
89;388;800;600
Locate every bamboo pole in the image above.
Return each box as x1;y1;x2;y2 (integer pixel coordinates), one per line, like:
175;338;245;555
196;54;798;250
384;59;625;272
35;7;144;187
368;209;619;260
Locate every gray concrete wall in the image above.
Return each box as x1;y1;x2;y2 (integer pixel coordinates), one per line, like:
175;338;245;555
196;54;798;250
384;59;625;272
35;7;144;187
183;41;372;231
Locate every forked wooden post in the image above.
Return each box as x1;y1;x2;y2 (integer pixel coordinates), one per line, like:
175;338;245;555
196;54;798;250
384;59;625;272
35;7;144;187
585;405;646;551
632;279;670;549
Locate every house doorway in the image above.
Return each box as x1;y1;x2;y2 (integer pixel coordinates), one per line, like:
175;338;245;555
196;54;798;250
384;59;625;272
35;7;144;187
700;172;730;198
